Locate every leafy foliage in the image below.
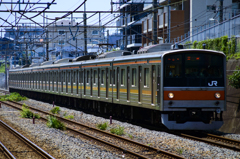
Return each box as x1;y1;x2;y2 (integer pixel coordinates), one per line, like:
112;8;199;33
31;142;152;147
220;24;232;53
110;126;125;135
0;92;27;102
96;122;108;130
228;66;240;89
64;115;74;119
50;106;60;114
189;36;240;60
46;115;66;130
20;104;40;119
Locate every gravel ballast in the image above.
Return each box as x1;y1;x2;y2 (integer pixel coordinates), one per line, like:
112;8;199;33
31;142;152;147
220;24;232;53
1;99;240;159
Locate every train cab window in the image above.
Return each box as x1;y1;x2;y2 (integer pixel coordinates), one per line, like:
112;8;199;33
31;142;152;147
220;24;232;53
101;70;105;84
164;54;182;78
144;68;149;87
164;53;224;87
132;68;137;86
121;69;125;86
94;70;97;84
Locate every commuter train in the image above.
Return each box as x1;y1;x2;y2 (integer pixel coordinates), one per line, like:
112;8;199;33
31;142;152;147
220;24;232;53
9;49;226;130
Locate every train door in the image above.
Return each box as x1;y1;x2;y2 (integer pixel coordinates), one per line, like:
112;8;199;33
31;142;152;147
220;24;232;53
79;69;82;96
151;65;156;104
71;70;73;94
116;67;119;99
138;66;142;103
84;69;86;95
127;67;130;101
98;68;100;97
90;69;93;96
61;71;63;93
76;71;79;95
106;68;108;98
157;65;161;105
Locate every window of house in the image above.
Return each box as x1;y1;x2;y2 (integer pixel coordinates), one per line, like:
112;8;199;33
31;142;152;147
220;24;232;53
58;30;65;35
144;68;149;87
132;68;136;86
92;30;98;35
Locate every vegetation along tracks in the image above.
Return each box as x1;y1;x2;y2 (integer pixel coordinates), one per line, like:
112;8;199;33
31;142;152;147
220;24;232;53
1;100;184;159
0;119;54;159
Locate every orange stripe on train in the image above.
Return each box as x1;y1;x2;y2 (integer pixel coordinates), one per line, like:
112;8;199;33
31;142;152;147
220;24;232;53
164;90;225;100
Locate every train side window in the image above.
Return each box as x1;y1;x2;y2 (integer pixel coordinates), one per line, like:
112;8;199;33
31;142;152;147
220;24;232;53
132;68;136;86
144;68;149;87
101;70;105;84
94;70;97;84
87;70;89;83
121;69;125;86
113;69;115;85
109;70;112;85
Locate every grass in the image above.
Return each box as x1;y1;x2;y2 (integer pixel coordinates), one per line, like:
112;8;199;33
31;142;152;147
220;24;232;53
50;106;60;114
46;115;66;130
177;148;183;155
0;64;9;73
64;115;74;119
0;92;27;102
110;126;125;135
127;134;133;139
20;104;40;119
96;122;108;130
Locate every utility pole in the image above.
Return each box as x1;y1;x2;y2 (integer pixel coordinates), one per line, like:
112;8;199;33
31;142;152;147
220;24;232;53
219;0;223;23
168;0;171;43
46;29;49;61
5;46;7;90
152;0;158;44
107;30;109;51
84;3;87;55
125;16;127;50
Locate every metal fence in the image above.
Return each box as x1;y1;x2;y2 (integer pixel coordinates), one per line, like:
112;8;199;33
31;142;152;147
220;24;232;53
176;13;240;45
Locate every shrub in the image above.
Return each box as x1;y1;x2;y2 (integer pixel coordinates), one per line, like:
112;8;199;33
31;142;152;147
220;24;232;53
50;106;60;114
228;66;240;89
46;115;66;130
110;126;125;135
0;92;27;102
20;107;40;119
96;122;108;130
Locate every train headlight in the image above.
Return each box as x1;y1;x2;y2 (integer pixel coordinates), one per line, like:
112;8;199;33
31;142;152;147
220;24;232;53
168;93;174;98
215;92;221;99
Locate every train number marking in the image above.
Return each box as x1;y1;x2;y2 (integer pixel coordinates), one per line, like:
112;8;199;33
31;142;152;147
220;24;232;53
208;81;218;86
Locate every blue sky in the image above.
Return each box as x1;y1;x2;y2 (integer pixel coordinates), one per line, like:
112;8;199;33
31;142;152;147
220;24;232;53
0;0;117;32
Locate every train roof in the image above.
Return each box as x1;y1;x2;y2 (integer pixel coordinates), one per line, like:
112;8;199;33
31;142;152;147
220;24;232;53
10;49;225;72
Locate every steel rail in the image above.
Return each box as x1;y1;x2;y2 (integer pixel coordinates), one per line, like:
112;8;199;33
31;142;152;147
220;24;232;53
175;132;240;152
0;141;16;159
2;100;184;159
0;119;55;159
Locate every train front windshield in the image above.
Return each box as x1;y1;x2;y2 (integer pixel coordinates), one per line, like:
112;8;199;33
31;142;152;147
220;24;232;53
164;52;224;87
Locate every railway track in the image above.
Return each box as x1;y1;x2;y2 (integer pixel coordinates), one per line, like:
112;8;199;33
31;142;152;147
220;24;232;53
173;131;240;152
1;100;184;159
0;119;54;159
0;141;16;159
